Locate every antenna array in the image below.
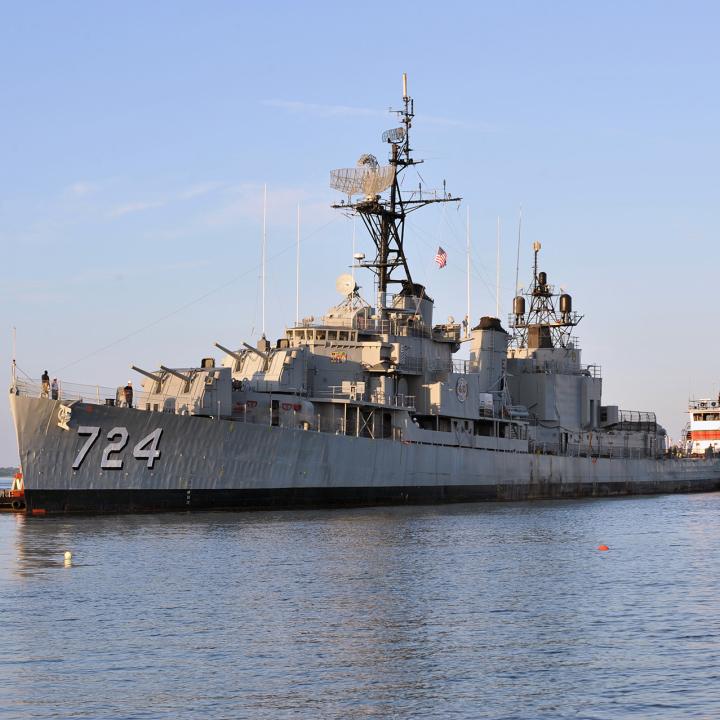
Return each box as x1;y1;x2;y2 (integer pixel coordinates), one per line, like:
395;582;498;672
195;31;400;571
328;73;461;313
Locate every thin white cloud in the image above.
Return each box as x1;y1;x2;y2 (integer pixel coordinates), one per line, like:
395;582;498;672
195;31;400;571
263;98;491;131
179;182;224;200
419;114;492;131
262;99;382;118
0;278;70;304
206;183;332;229
109;200;165;218
60;258;213;285
66;181;98;197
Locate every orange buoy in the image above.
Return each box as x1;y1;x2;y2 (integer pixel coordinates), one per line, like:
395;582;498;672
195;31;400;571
597;544;609;551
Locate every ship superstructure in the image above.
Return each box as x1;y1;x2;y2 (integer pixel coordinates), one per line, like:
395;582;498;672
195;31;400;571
8;75;720;514
506;241;664;459
685;397;720;455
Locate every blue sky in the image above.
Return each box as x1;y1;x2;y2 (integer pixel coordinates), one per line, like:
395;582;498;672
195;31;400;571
2;1;719;462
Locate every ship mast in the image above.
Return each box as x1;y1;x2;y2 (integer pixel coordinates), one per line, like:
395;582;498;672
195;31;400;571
331;74;460;316
509;241;583;349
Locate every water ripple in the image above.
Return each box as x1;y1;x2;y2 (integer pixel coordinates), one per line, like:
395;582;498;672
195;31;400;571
0;494;718;718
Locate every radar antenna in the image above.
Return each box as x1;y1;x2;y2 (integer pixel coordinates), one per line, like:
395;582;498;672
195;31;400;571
330;154;395;199
335;273;358;297
509;242;583;350
330;273;367;315
330;73;461;316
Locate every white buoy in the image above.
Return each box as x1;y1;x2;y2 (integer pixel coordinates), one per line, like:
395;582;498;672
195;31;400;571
64;551;72;561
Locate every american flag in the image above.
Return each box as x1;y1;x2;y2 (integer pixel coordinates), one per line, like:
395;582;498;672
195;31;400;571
434;246;447;268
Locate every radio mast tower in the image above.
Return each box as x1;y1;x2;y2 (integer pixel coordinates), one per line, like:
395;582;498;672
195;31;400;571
330;74;460;316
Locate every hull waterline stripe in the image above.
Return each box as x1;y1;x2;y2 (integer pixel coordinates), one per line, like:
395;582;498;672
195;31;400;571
22;480;720;515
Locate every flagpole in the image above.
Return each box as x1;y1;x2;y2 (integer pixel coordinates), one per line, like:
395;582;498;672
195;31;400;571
514;205;522;295
351;216;356;285
11;326;16;387
496;216;501;318
262;183;267;337
466;206;471;337
296;203;300;326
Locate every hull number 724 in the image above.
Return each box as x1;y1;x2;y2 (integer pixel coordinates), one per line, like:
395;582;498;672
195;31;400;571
72;427;163;470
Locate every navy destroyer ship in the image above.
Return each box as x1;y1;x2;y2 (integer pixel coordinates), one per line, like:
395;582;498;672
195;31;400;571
9;76;720;514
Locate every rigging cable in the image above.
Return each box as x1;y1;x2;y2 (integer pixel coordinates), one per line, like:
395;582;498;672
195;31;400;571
58;215;341;371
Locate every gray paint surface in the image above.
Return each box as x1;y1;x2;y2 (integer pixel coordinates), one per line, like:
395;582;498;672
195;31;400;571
11;396;720;507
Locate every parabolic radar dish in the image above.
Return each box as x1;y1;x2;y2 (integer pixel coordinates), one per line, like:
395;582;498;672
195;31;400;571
330;153;396;199
335;273;357;296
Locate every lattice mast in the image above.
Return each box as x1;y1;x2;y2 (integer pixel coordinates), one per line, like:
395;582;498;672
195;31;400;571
330;74;460;316
509;241;583;349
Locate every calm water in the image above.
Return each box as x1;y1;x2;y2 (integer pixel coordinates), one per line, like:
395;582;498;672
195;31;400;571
1;492;719;719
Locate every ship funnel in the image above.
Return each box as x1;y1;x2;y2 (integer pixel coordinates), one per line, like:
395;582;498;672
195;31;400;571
392;281;434;326
469;317;508;394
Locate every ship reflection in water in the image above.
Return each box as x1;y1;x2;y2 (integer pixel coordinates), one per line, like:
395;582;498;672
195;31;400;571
1;494;719;719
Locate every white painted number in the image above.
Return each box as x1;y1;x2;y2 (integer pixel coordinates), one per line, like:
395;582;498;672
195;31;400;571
72;426;101;469
72;426;163;470
101;427;129;469
132;429;163;469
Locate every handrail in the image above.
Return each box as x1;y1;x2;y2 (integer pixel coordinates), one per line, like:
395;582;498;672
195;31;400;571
14;378;117;405
316;386;415;409
14;377;201;412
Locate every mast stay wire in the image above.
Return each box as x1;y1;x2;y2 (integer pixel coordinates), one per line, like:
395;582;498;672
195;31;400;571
438;207;522;305
407;209;496;292
408;210;518;314
58;215;342;372
406;217;497;301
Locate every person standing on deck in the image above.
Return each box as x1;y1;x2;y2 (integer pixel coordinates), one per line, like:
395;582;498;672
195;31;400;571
123;381;133;408
41;370;50;398
51;378;59;400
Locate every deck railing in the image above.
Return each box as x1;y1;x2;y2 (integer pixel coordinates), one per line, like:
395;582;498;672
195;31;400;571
319;386;415;409
13;377;193;412
355;316;431;339
14;378;118;405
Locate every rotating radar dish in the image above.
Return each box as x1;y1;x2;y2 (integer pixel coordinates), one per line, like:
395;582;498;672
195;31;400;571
330;153;396;199
335;273;357;297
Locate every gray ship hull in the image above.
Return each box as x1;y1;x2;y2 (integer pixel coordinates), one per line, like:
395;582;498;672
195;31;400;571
10;395;720;514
